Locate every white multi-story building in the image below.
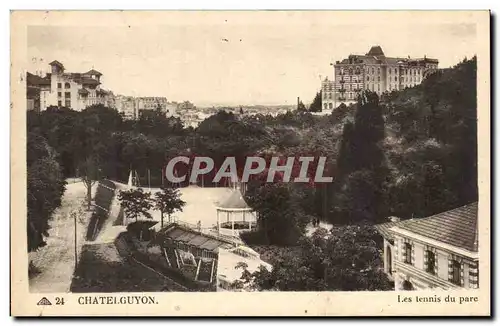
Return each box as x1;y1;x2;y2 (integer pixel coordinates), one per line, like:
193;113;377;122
42;60;113;111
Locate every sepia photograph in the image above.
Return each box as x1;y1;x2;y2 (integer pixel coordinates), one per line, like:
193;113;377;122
10;10;490;316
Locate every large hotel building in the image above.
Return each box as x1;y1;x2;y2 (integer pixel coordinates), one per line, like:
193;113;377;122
322;45;438;110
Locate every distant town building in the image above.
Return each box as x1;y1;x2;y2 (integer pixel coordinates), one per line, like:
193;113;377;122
332;45;439;104
321;77;335;111
115;95;137;120
114;96;177;120
376;202;478;290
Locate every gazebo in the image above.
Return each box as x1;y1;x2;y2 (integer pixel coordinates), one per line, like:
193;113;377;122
216;188;256;236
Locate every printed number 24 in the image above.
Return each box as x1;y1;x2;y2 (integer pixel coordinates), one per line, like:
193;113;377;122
55;297;65;305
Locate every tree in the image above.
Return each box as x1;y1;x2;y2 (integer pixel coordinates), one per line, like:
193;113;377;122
77;156;100;211
236;224;393;291
118;188;153;222
297;100;307;112
309;91;322;112
332;91;387;223
153;187;186;228
246;183;310;245
27;132;66;252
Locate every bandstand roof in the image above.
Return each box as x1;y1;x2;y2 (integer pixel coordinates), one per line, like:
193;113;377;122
217;189;252;211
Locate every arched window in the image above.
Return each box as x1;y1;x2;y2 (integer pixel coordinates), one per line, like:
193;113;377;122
64;82;70;89
328;103;333;109
349;68;353;75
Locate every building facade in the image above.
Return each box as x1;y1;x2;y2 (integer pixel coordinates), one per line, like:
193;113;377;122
115;96;178;120
115;95;138;120
332;45;439;103
44;60;113;111
376;202;479;291
321;77;335;111
26;72;51;112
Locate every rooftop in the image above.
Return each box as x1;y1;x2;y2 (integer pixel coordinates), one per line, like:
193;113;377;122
217;188;252;211
85;69;103;76
381;202;478;252
26;72;51;87
49;60;65;69
336;45;438;66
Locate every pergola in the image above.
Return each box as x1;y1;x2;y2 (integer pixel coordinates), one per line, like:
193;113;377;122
216;188;255;236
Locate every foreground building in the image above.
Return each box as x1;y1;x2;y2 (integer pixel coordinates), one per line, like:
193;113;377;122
376;202;479;290
332;45;439;103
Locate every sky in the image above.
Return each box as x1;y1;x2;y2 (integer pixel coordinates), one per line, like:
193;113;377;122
27;14;477;107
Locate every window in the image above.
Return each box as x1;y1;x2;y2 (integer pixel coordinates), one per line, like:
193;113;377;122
395;76;398;82
404;243;412;264
371;68;374;74
451;260;461;285
389;68;392;74
57;92;62;97
64;82;71;89
378;67;381;74
378;76;380;82
328;103;333;109
57;100;62;107
65;99;71;108
324;103;328;110
426;251;436;274
367;76;370;81
65;92;70;98
57;83;62;89
349;68;353;75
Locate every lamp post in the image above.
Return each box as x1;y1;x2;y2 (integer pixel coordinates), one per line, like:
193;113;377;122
72;210;78;271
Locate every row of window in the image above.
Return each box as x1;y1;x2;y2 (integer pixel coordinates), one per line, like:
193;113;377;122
57;92;71;98
403;243;462;286
338;67;427;77
58;100;71;107
57;82;71;89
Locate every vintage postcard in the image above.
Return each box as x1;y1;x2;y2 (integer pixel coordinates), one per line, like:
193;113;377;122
11;10;490;316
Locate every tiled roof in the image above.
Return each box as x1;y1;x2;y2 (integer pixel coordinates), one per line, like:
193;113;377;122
217;189;251;210
81;77;100;85
394;202;478;252
85;69;102;76
49;60;64;68
375;221;405;241
366;45;385;56
26;72;51;87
